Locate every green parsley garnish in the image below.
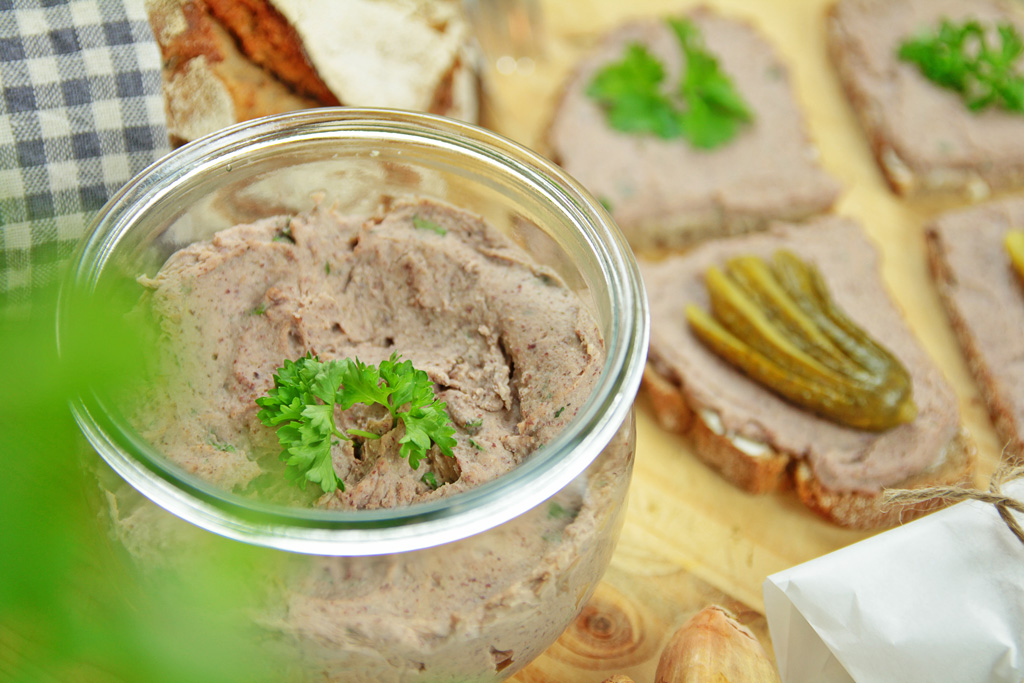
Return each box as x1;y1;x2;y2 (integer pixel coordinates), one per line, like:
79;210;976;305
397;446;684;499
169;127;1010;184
208;435;236;453
272;224;295;244
898;19;1024;115
586;17;753;149
672;19;755;147
412;215;446;235
587;42;679;138
421;471;440;490
250;303;266;316
463;418;483;434
548;501;568;519
468;437;485;452
255;353;457;494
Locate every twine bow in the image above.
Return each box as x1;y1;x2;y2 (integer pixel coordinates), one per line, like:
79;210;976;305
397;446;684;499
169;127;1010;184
882;463;1024;545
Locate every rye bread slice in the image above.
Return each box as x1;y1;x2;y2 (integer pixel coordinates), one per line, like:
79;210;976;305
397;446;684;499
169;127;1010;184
926;198;1024;462
146;0;480;144
146;0;318;144
640;216;974;529
546;8;839;250
827;0;1024;198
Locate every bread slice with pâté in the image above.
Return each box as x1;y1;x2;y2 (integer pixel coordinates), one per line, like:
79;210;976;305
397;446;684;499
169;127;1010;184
926;197;1024;462
640;215;975;529
546;7;840;250
826;0;1024;198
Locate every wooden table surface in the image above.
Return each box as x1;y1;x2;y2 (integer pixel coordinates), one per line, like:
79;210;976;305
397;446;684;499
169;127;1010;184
482;0;1011;680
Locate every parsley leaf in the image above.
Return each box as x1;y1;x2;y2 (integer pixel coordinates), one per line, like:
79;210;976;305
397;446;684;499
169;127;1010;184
586;43;683;138
255;355;341;492
899;19;1024;115
670;18;753;148
548;501;568;518
208;435;236;453
272;223;295;244
255;353;457;494
586;17;753;149
412;215;447;235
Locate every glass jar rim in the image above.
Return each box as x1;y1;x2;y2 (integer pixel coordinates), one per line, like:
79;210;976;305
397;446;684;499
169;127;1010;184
60;108;650;555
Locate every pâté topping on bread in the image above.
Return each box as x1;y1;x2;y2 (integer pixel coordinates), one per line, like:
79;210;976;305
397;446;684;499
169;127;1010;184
898;18;1024;116
926;198;1024;462
685;251;917;431
827;0;1024;198
547;8;839;249
586;17;753;149
641;217;974;529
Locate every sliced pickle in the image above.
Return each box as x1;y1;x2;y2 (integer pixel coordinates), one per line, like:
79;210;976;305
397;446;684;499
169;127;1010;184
685;250;917;431
1006;229;1024;284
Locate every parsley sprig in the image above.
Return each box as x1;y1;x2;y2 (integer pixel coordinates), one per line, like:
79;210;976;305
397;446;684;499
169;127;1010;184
898;19;1024;115
587;42;680;138
255;353;457;494
586;17;753;149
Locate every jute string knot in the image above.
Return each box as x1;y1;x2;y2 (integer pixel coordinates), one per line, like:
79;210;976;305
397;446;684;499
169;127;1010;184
882;462;1024;546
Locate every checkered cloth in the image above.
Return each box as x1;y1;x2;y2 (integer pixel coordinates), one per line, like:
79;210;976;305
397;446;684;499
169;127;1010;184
0;0;169;309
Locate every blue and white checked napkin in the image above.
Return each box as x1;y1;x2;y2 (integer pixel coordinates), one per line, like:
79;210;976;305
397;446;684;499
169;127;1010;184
0;0;169;308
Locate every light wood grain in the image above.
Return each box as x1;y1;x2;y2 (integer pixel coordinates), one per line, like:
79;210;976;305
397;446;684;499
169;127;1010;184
494;0;1012;680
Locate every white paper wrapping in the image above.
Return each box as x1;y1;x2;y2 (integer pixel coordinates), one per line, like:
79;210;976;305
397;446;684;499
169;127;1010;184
763;480;1024;683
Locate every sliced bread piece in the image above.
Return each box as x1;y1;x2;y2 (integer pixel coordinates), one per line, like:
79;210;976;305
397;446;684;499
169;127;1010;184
827;0;1024;198
547;8;839;250
926;197;1024;462
641;216;975;529
146;0;480;144
146;0;318;144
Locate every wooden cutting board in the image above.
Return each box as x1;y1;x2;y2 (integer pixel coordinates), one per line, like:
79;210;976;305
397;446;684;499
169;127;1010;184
488;0;1011;680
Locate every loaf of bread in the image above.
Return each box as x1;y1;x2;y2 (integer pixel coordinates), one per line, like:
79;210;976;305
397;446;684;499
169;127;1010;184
827;0;1024;198
926;198;1024;462
641;216;975;529
145;0;480;144
547;8;839;250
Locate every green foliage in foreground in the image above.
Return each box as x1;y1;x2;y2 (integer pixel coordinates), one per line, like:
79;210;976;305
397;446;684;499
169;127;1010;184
0;281;295;683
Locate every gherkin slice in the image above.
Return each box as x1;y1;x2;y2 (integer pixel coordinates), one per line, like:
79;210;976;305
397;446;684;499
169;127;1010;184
1006;229;1024;284
686;251;918;431
705;266;857;391
724;257;867;382
772;252;891;380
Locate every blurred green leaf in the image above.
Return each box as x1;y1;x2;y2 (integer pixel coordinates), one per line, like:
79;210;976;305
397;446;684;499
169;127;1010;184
0;275;296;683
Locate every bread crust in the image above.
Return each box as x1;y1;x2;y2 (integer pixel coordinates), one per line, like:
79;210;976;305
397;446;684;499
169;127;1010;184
644;366;789;494
146;0;480;145
793;429;975;529
146;0;320;143
203;0;340;105
646;362;977;529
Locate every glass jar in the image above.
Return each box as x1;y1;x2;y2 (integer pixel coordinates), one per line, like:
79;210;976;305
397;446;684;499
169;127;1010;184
60;108;649;681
